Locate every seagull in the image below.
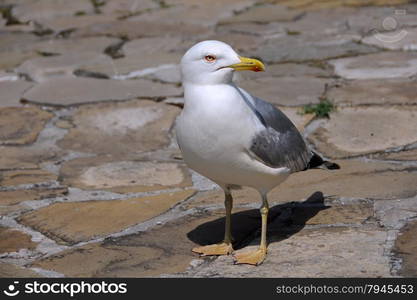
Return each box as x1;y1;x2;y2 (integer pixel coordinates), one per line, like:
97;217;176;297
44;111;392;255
176;40;339;265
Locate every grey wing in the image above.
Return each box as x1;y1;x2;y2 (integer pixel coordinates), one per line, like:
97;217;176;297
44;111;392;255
249;96;312;172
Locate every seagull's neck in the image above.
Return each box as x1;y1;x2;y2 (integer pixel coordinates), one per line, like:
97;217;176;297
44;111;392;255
183;81;236;97
183;81;234;90
183;81;237;110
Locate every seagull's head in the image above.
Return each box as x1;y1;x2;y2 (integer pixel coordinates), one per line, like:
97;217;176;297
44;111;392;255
180;40;265;85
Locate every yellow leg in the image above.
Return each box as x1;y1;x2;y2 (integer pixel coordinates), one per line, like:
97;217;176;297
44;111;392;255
192;191;234;256
234;193;268;265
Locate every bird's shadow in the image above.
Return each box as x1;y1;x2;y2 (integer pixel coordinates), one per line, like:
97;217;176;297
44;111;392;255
187;191;329;250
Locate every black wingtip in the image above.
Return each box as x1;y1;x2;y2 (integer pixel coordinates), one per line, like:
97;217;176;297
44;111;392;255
322;161;340;170
307;152;340;171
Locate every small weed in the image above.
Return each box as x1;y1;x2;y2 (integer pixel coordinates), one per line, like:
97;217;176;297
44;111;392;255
300;99;335;118
90;0;105;13
308;60;328;70
74;11;87;16
91;0;105;8
153;0;171;9
0;5;21;25
287;30;301;35
159;1;171;9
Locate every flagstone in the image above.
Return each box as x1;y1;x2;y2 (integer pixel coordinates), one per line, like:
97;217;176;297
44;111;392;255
308;106;417;158
57;100;180;155
0;107;53;145
18;190;195;245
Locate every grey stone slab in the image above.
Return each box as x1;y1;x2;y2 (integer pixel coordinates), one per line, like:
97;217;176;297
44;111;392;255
183;226;391;277
12;0;94;23
281;7;358;36
32;37;121;56
239;76;328;106
347;6;417;35
122;37;189;55
22;77;181;106
0;32;40;53
373;148;417;162
254;34;378;63
327;78;417;106
81;52;181;79
204;32;265;55
362;27;417;51
308;106;417;158
0;80;33;107
73;20;213;40
100;0;159;17
39;14;120;33
219;3;303;24
374;195;417;230
329;51;417;79
60;156;191;193
57;99;181;156
236;63;334;82
16;52;113;82
217;22;286;38
145;65;181;84
0;32;42;69
131;1;255;27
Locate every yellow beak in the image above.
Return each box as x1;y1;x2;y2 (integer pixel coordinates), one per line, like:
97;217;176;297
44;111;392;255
228;56;265;72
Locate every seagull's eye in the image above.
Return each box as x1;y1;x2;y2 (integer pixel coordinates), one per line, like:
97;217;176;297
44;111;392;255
204;55;216;63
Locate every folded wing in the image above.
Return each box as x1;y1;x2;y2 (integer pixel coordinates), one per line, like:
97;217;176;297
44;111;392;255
248;96;312;172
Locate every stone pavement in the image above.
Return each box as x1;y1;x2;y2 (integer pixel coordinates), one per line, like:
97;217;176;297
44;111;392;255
0;0;417;278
